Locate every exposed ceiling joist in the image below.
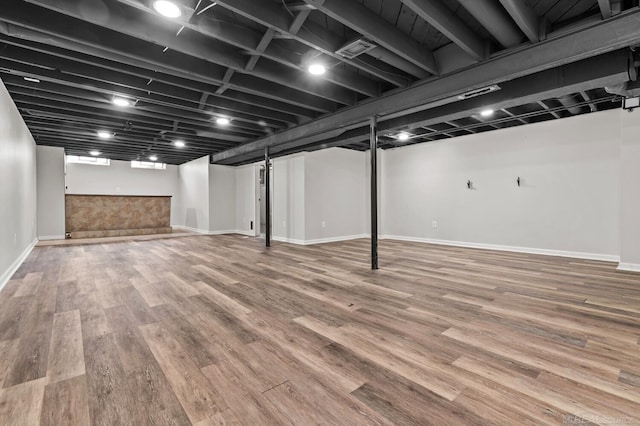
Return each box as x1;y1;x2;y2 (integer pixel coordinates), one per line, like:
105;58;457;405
457;0;523;48
303;0;438;74
400;0;484;60
498;0;541;43
211;11;640;163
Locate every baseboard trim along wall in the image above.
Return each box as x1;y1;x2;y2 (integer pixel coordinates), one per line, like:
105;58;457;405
0;238;38;292
175;226;253;237
380;235;620;263
616;263;640;272
37;235;65;241
273;234;369;246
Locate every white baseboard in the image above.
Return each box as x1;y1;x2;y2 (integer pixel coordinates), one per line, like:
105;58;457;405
0;238;38;292
37;235;65;241
175;226;255;237
380;235;620;263
273;234;369;246
617;263;640;272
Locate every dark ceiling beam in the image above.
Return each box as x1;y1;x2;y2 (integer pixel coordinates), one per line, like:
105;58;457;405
7;85;265;136
457;0;523;48
212;0;419;84
245;29;276;72
1;72;291;129
500;108;529;124
1;2;339;112
400;0;484;60
13;96;252;142
288;9;311;35
597;0;613;19
498;0;540;43
536;100;562;119
22;0;356;106
114;0;377;97
0;34;319;120
214;68;236;96
303;0;438;74
580;91;598;112
211;12;640;163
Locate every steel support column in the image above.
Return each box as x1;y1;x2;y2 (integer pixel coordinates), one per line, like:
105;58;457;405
370;115;379;270
265;146;271;248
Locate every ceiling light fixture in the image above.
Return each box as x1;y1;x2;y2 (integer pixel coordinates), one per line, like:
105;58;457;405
89;150;101;156
480;109;494;117
97;130;112;139
216;117;230;125
397;132;411;141
257;120;268;126
153;0;182;18
23;77;41;83
112;97;132;107
308;64;326;75
174;140;185;147
149;155;158;161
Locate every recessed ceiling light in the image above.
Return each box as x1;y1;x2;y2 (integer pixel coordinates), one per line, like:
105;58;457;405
308;63;326;75
397;132;410;141
480;109;494;117
257;120;268;126
97;131;112;139
153;0;182;18
216;117;230;125
174;140;185;147
23;77;40;83
149;155;158;161
89;150;101;156
112;97;132;107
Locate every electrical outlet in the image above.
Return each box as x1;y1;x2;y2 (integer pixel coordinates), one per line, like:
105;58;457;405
13;233;17;245
321;221;327;228
432;221;438;229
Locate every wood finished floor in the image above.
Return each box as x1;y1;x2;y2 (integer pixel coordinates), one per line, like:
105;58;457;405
1;235;639;425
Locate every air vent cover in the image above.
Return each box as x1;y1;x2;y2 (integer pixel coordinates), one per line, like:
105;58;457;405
457;84;501;100
335;38;377;59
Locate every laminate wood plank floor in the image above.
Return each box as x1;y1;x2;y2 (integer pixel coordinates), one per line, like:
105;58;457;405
1;235;639;425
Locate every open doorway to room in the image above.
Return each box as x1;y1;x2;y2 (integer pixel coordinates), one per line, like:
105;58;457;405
257;162;273;238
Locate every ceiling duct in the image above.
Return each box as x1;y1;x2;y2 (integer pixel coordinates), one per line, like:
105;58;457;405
335;38;377;59
456;84;501;100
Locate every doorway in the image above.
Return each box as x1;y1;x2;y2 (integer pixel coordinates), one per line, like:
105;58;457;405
258;162;273;237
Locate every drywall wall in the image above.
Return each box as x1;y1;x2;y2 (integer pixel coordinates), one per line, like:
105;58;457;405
272;153;305;243
235;165;257;236
305;148;368;242
619;108;640;269
0;78;37;289
66;159;180;226
36;146;65;240
382;108;621;259
209;164;236;233
178;156;209;232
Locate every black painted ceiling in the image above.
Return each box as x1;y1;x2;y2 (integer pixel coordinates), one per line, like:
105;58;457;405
0;0;638;165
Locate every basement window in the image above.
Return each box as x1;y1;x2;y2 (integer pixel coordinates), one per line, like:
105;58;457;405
131;161;166;170
66;155;110;166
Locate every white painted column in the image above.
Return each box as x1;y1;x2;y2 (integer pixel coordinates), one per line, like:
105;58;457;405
619;108;640;271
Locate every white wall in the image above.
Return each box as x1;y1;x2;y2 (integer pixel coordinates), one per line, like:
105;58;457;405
235;165;257;236
619;108;640;269
178;156;209;232
0;78;37;289
66;158;180;226
272;153;305;243
36;146;65;240
382;109;621;259
304;148;368;242
209;164;236;233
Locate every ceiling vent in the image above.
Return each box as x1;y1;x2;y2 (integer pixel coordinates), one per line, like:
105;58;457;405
335;38;377;59
457;84;501;100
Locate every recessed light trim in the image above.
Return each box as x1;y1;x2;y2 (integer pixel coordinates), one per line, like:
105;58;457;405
153;0;182;18
397;132;411;141
112;97;132;107
174;140;185;147
480;109;494;117
23;77;41;83
216;117;230;125
149;155;158;161
308;64;326;75
97;131;112;139
89;150;101;156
